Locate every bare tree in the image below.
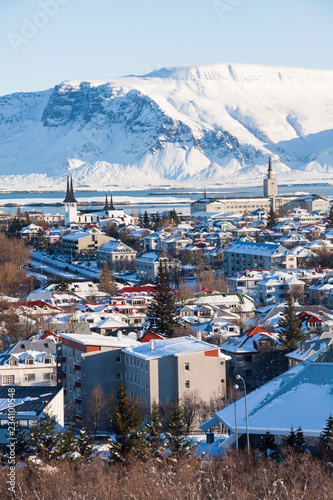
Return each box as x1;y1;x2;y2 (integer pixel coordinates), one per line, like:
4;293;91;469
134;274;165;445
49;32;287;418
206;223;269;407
85;382;107;433
181;392;204;433
99;263;118;296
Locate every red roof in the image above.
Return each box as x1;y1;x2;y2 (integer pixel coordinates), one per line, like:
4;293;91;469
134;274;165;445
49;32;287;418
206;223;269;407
239;326;271;348
140;332;164;343
307;315;322;324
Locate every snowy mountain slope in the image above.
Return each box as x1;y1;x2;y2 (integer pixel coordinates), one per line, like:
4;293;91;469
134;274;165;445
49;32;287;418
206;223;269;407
1;63;333;190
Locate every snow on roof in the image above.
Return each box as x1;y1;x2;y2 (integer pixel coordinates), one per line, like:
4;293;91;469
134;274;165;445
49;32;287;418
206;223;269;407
204;347;333;436
59;332;139;348
123;335;229;360
224;241;288;257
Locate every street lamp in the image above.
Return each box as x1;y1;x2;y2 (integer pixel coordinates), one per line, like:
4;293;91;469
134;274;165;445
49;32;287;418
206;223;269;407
236;374;250;455
233;384;239;452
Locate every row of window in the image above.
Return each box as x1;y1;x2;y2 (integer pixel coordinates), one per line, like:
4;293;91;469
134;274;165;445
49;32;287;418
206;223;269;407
2;373;54;385
125;356;148;371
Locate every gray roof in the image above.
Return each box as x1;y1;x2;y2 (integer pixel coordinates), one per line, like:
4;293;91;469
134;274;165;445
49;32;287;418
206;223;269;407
0;386;62;417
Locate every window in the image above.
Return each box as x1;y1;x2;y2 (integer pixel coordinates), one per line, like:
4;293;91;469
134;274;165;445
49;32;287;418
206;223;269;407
44;358;52;364
125;355;128;365
20;344;25;349
43;373;54;380
8;360;17;366
243;369;252;377
145;362;148;372
129;357;132;366
18;419;28;428
184;363;190;371
3;375;15;385
69;367;72;375
26;359;33;365
44;343;49;348
69;383;72;391
242;355;252;363
125;373;128;382
145;380;148;390
116;354;121;363
24;374;35;382
116;372;121;380
185;380;190;389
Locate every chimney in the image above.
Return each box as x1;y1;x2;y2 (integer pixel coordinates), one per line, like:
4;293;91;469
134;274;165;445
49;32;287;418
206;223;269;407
198;284;202;292
197;331;202;341
117;331;123;341
150;339;156;351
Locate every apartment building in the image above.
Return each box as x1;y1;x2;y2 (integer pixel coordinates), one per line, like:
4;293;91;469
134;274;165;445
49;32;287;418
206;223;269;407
122;336;231;409
58;332;139;423
0;338;58;387
223;241;297;276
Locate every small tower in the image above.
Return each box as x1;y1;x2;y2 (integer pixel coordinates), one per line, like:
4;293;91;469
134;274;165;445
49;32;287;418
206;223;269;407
263;157;278;198
63;175;78;225
104;193;109;214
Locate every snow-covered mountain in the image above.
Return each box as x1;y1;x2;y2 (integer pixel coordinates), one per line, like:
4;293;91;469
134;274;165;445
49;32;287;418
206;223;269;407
1;63;333;191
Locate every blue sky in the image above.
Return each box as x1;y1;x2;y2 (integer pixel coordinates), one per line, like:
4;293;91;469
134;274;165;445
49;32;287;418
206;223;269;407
1;0;332;95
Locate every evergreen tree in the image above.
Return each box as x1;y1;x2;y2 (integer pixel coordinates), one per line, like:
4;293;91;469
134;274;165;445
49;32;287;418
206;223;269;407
165;399;192;457
26;414;64;460
56;277;69;291
7;423;29;459
257;431;279;459
266;205;279;230
55;425;77;460
99;263;118;296
145;401;165;456
295;427;307;453
147;260;178;337
76;427;93;459
143;211;150;229
109;380;146;462
277;294;304;350
318;414;333;461
169;209;180;225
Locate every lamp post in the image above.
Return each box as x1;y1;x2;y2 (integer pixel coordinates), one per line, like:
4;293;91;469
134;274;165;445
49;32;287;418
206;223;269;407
233;384;239;452
236;374;250;455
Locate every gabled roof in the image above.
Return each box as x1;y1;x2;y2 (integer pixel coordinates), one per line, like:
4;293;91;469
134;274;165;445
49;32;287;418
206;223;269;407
0;386;62;417
201;344;333;436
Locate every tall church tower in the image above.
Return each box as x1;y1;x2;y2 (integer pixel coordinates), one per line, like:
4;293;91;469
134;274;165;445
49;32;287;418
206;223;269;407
263;157;278;197
63;176;78;225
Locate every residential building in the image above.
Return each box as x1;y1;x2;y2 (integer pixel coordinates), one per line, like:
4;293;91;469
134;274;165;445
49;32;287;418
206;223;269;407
223;241;297;276
0;386;64;444
96;240;137;268
0;338;57;387
123;336;231;411
58;332;138;423
135;252;181;280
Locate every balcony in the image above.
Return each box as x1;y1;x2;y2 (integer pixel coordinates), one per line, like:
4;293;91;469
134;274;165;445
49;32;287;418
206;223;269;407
75;381;81;388
74;363;81;371
57;356;66;363
57;371;66;379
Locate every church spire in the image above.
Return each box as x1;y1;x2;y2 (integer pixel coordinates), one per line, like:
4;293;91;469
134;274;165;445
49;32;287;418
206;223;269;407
268;157;273;178
63;175;78;204
104;193;109;212
109;192;115;211
63;176;70;203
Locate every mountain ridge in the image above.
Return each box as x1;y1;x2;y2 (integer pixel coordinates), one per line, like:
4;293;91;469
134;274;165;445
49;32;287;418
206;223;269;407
1;62;333;190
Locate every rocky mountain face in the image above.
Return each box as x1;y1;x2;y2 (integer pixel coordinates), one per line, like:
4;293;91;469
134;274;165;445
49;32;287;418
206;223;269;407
1;63;333;190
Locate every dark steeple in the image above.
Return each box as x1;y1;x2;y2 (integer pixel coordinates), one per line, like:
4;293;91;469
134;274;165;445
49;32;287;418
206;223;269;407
268;157;273;178
109;192;115;211
63;175;77;204
104;193;109;212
